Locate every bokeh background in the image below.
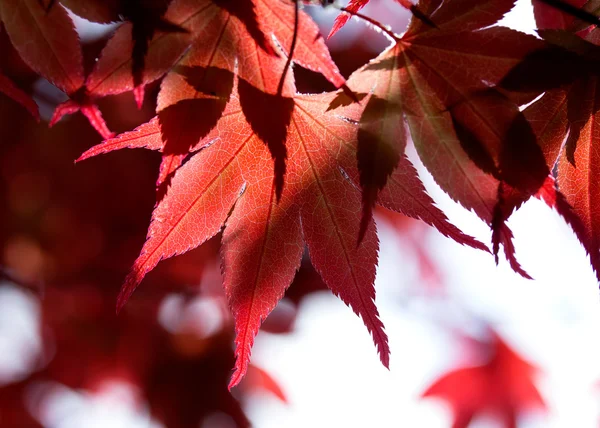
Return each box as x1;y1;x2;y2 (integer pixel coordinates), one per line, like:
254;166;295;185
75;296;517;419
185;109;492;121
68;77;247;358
1;1;599;427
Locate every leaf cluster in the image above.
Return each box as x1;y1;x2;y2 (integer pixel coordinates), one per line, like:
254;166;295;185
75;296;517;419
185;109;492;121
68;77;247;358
1;0;599;390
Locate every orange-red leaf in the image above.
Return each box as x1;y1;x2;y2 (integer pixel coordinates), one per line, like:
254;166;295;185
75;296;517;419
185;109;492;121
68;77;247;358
83;75;396;387
77;117;163;161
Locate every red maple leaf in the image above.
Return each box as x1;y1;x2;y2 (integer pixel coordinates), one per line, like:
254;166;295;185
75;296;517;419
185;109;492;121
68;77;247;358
0;0;113;138
501;27;600;281
79;39;487;386
422;332;546;428
349;0;549;275
86;0;343;105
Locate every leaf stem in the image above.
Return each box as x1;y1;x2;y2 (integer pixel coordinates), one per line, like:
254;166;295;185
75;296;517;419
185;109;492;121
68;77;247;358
277;0;299;96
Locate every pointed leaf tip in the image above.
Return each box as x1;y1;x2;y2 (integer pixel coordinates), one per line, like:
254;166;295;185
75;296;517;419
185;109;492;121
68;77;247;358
49;99;114;139
81;104;115;139
134;85;145;109
49;100;80;127
77;117;162;162
115;273;139;314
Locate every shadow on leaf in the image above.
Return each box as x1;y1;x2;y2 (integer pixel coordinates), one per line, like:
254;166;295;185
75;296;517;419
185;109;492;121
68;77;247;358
157;66;234;198
214;0;275;55
357;95;404;243
238;79;294;201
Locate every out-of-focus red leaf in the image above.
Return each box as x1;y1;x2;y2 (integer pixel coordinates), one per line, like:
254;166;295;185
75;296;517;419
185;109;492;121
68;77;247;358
0;73;39;120
0;381;42;428
376;207;445;291
422;332;546;428
242;364;287;402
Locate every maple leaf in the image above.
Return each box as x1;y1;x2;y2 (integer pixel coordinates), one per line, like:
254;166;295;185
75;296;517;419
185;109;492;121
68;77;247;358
118;0;188;108
79;38;488;387
0;0;83;95
0;0;113;137
349;0;549;274
86;0;344;105
552;74;600;281
83;0;344;194
422;332;546;428
46;0;186;107
253;0;345;88
82;77;390;389
502;28;600;281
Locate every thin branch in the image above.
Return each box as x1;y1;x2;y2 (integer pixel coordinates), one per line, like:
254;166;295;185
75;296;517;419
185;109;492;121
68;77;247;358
277;0;300;96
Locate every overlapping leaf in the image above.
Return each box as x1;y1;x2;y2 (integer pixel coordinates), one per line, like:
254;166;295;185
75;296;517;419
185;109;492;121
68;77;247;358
81;79;388;388
504;28;600;280
80;33;489;386
87;0;345;102
349;0;549;273
0;0;114;137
